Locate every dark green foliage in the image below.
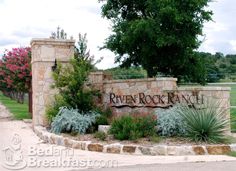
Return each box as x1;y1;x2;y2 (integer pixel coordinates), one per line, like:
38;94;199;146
96;115;109;125
95;107;112;126
193;52;236;82
109;115;156;140
51;33;100;113
110;115;139;140
46;95;68;123
177;102;229;143
106;67;147;80
52;59;98;112
100;0;212;84
94;131;107;141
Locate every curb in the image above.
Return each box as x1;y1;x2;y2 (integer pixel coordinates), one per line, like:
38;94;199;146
34;126;236;156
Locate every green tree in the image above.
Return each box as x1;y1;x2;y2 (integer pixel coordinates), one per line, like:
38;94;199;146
100;0;212;83
47;33;99;122
75;33;103;70
106;66;147;79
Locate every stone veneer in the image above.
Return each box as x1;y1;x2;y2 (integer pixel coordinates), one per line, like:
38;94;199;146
31;39;75;126
102;77;178;116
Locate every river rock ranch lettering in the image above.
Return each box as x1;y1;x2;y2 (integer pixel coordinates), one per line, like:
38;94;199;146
109;93;204;107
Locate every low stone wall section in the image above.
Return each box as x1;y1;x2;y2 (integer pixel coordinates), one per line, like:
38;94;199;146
34;126;236;156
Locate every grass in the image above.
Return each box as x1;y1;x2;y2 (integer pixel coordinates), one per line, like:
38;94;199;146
0;92;31;120
214;84;236;106
227;151;236;157
231;108;236;132
230;85;236;106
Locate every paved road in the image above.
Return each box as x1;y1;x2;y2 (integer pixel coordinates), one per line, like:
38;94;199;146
1;104;236;171
84;161;236;171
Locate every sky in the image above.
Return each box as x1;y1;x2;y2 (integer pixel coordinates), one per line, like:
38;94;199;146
0;0;235;69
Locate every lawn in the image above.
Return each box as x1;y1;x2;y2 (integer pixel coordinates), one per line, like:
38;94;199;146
230;85;236;106
0;92;31;120
231;108;236;132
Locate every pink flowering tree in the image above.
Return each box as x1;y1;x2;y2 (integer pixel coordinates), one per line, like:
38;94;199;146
0;47;31;103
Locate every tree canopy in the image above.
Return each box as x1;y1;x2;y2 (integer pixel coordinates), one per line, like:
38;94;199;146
0;47;31;103
100;0;213;84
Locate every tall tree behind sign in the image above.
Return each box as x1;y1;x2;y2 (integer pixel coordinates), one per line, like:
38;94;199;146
100;0;212;84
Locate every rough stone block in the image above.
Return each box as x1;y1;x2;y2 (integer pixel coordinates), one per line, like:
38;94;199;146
87;143;104;152
192;146;206;155
106;145;121;154
64;138;73;148
123;145;136;154
206;145;231;155
72;141;82;149
98;125;110;134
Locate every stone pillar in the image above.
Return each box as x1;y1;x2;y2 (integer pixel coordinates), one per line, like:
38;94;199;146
31;39;75;126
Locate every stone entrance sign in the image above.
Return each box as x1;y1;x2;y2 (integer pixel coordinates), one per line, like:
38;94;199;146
30;39;231;133
89;75;230;115
89;72;231;133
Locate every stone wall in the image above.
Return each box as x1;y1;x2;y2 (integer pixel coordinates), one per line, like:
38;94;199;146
88;73;231;133
31;39;75;126
102;77;178;116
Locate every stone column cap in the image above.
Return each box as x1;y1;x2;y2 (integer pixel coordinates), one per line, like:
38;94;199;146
30;38;75;46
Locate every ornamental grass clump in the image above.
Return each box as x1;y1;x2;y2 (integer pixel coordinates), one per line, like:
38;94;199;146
177;101;229;143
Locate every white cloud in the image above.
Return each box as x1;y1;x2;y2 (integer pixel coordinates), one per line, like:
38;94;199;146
0;0;235;68
199;0;236;54
230;40;236;52
0;0;117;69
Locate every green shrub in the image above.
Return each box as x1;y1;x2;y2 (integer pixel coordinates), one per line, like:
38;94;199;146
46;95;67;123
156;106;187;137
110;115;133;140
177;101;229;143
52;34;101;112
96;115;109;125
109;115;156;140
52;59;99;112
135;115;157;137
50;107;100;134
94;131;107;141
95;107;112;125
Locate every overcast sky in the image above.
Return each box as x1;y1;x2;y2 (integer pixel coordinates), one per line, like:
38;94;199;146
0;0;235;69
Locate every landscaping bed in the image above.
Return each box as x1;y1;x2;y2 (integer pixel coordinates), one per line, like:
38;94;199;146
60;132;236;146
34;126;236;156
